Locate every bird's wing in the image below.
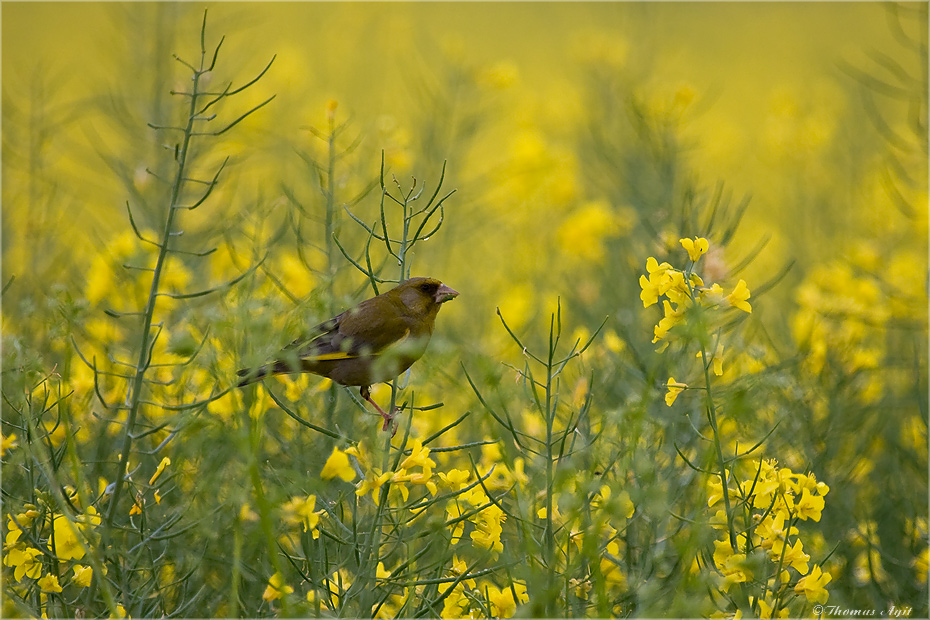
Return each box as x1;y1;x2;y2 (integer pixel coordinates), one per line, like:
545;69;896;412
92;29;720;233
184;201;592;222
281;298;412;362
332;297;414;355
279;314;345;359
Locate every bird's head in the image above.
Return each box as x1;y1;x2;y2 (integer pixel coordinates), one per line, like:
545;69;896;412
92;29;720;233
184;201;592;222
396;277;459;319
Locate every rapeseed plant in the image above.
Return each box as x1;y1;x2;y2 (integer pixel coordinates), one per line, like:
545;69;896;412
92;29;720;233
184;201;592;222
2;4;926;618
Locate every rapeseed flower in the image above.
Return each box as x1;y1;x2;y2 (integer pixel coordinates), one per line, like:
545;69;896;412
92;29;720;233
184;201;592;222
321;446;355;482
52;515;85;561
281;495;323;535
73;565;93;588
3;523;42;581
680;236;709;262
726;280;752;313
665;378;687;406
794;564;831;604
37;574;62;593
262;572;293;602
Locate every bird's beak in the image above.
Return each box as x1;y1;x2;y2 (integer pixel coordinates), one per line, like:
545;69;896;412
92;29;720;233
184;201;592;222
435;283;459;304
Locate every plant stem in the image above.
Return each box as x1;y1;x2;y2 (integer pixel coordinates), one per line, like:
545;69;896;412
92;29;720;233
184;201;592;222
544;312;558;616
699;344;737;550
104;49;203;532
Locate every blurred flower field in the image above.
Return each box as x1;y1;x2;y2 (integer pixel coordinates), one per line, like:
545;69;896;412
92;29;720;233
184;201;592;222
1;3;927;618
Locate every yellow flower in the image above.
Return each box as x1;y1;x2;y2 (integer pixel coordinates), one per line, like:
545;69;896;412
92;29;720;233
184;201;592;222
600;540;627;590
680;236;709;262
356;470;391;505
665;378;687;406
780;538;810;575
80;506;102;528
795;564;831;604
73;565;93;588
445;501;466;543
706;475;727;508
262;572;294;602
603;329;625;354
440;582;470;618
400;469;438;496
485;582;528;618
726;279;752;313
1;432;18;457
756;596;790;618
713;539;751;589
52;515;85;561
537;505;563;521
399;439;435;472
344;441;371;470
795;488;825;521
37;574;63;593
758;512;800;556
281;495;324;535
653;300;685;344
617;489;635;519
3;542;42;581
639;257;674;307
750;477;780;510
149;457;171;485
470;502;505;554
438;468;470;491
321;446;356;482
449;555;476;589
375;561;392;581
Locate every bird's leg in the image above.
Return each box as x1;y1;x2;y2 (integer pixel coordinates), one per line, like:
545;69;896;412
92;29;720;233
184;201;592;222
360;386;396;433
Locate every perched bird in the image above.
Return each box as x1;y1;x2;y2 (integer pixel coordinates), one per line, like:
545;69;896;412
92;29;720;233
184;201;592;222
237;277;459;431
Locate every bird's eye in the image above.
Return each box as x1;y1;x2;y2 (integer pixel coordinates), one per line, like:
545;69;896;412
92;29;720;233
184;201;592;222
420;283;433;293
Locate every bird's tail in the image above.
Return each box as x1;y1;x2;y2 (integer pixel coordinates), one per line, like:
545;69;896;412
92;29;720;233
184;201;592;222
236;366;265;387
236;361;295;387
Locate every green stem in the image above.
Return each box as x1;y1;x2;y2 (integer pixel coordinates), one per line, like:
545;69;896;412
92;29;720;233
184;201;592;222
544;314;557;615
104;51;202;533
683;264;737;552
699;344;736;550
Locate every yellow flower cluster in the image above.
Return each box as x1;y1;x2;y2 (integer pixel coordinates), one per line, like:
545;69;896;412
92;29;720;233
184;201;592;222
792;259;898;404
337;439;439;505
640;238;751;350
3;499;102;616
438;556;528;619
280;495;324;536
708;459;832;616
443;478;506;556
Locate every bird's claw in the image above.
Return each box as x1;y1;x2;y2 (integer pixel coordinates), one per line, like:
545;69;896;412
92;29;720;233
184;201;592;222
380;409;398;436
361;387;401;436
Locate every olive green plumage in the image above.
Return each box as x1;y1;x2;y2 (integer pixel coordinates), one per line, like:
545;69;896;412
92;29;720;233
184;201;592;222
236;277;458;430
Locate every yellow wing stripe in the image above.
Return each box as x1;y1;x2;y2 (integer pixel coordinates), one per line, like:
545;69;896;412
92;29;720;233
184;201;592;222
308;352;360;361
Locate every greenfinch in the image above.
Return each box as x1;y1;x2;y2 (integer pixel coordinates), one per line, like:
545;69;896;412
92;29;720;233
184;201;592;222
237;277;459;430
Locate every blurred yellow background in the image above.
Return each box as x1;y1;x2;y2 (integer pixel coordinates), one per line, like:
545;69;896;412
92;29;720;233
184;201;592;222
3;2;922;273
1;4;927;617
